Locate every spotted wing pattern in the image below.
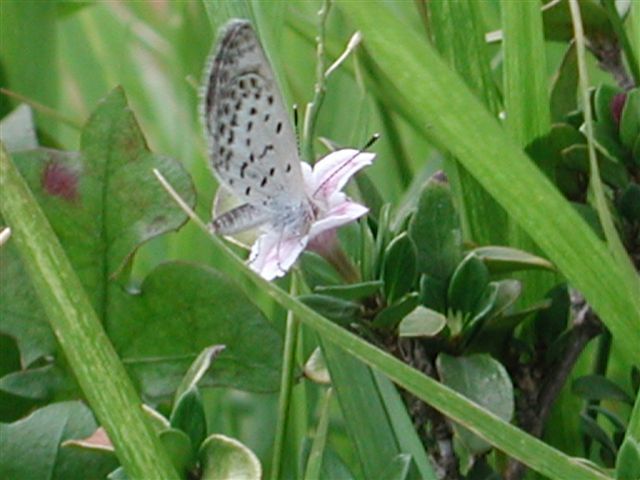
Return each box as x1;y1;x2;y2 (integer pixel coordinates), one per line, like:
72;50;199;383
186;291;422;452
201;20;305;216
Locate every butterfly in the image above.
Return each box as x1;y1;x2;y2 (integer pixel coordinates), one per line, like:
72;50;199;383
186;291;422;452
201;19;374;280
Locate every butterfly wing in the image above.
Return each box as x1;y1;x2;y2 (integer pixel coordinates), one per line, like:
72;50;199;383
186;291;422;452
201;20;305;212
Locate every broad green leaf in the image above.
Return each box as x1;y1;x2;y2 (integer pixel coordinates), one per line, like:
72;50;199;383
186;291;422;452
436;354;514;455
0;402;118;480
408;179;462;280
472;246;555;274
398;306;446;338
573;375;635;405
382;233;417;304
199;434;261;480
314;280;383;301
110;263;283;399
447;253;489;321
159;428;195;475
1;136;181;478
0;87;195;365
170;387;206;452
2;176;282;398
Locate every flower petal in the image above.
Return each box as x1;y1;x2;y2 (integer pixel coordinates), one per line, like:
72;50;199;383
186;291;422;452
248;231;309;281
309;200;369;238
309;149;375;201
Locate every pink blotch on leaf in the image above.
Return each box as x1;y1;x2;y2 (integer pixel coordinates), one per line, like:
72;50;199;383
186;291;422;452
42;162;78;201
610;93;627;127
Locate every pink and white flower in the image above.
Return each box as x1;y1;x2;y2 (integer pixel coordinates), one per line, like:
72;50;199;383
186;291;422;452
248;149;375;280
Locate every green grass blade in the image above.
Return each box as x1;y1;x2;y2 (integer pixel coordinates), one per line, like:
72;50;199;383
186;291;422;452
0;145;180;480
501;0;551;156
337;0;640;364
321;343;408;478
303;387;333;480
500;0;558;306
270;279;301;480
429;0;508;245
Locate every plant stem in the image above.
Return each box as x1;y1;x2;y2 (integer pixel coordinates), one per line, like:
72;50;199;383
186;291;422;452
302;0;331;164
0;88;83;130
0;145;179;480
270;275;300;480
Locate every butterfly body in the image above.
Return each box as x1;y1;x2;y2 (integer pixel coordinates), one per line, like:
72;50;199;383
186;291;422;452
201;19;310;237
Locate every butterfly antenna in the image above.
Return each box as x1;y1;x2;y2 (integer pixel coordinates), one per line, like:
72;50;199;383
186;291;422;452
361;133;380;151
293;104;301;156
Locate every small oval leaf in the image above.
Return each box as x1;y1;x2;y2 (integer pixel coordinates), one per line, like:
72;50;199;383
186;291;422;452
472;246;555;273
398;306;446;338
199;434;261;480
373;293;420;330
314;280;383;301
447;253;489;320
436;354;514;455
408;179;462;280
304;348;331;385
382;233;417;304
